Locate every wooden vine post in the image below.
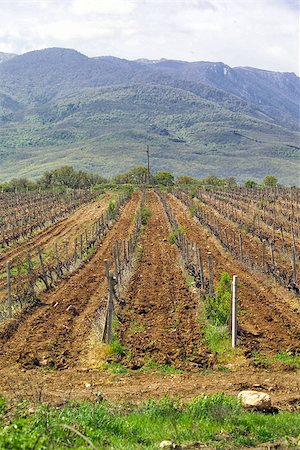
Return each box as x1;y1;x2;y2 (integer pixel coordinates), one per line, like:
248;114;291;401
105;272;115;344
292;245;297;284
113;245;119;283
27;253;35;297
7;261;12;319
103;259;109;279
197;247;205;289
38;246;49;290
116;240;122;281
80;234;83;259
261;239;266;270
207;252;214;296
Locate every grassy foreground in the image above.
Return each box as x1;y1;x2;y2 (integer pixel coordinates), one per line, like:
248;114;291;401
0;394;299;449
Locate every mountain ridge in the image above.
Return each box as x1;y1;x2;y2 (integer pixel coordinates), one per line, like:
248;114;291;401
0;51;17;64
0;47;299;184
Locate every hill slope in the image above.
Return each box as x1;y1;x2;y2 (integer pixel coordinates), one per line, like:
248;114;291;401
0;48;299;184
0;52;16;64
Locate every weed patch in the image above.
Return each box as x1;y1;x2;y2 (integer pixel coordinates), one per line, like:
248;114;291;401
167;226;185;245
0;394;299;449
140;206;151;225
202;272;233;356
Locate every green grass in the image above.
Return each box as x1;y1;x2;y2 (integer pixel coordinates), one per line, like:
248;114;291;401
202;272;233;356
104;362;128;374
140;206;151;225
185;274;195;287
108;340;127;358
127;321;145;334
250;352;300;370
0;394;299;449
274;352;300;368
203;323;231;355
167;226;185;244
138;359;183;375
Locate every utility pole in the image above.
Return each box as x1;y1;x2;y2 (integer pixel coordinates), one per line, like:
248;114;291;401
146;145;150;185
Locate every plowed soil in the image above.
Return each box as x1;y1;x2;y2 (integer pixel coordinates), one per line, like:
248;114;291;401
168;194;300;356
0;192;111;265
117;192;209;370
197;193;299;283
0;190;299;412
0;193;112;302
0;193;140;371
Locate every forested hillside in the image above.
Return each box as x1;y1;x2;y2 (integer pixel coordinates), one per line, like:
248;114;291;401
0;48;299;184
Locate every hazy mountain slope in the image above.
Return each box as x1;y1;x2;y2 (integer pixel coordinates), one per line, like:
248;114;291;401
140;59;300;129
0;48;299;184
1;49;298;127
0;48;152;104
0;52;16;64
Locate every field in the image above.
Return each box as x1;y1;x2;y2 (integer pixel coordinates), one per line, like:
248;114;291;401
0;185;299;448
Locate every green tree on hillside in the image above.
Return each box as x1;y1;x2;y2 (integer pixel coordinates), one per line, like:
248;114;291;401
38;166;106;189
244;179;258;188
201;176;226;187
113;166;147;184
176;176;200;187
263;175;278;187
225;177;237;188
153;171;174;186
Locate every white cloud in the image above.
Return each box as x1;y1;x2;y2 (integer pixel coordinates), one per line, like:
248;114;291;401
34;19;137;41
0;0;298;73
71;0;136;15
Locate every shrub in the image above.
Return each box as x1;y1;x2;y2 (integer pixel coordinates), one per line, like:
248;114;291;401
204;272;231;326
108;200;116;219
167;226;185;244
140;207;151;225
263;175;278;187
109;340;126;357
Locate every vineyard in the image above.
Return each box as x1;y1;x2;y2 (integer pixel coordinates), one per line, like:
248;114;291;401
0;184;299;415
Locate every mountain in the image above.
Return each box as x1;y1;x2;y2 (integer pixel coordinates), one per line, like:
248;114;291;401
0;48;299;184
0;52;16;64
141;59;300;131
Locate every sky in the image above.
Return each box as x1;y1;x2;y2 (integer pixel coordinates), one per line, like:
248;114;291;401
0;0;299;74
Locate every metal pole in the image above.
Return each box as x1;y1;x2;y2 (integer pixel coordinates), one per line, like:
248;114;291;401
207;252;214;296
232;275;238;348
146;145;150;185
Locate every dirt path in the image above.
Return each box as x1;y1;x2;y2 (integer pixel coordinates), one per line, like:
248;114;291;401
0;193;140;371
117;192;209;370
168;194;300;356
0;366;299;412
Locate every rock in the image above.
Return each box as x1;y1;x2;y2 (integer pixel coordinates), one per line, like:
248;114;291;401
238;390;272;411
159;441;174;449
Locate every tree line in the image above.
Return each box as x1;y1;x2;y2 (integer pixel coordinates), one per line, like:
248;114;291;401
0;165;280;192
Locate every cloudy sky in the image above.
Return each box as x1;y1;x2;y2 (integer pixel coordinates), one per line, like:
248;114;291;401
0;0;299;73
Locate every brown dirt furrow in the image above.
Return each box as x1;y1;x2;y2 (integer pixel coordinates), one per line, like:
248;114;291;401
0;193;111;266
0;193;111;302
118;191;209;370
168;194;300;356
0;193;140;370
198;195;298;283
